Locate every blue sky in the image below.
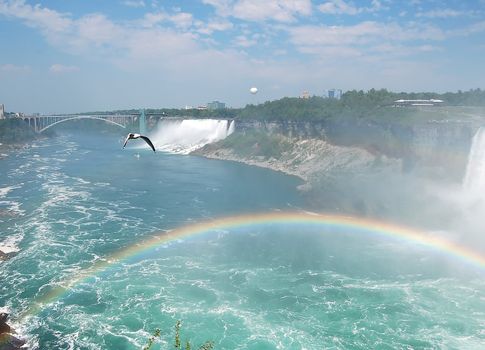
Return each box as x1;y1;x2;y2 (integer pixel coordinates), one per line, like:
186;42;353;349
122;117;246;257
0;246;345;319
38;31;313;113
0;0;484;113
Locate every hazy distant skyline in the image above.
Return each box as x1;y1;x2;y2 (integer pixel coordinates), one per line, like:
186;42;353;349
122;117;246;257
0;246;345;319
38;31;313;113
1;0;484;113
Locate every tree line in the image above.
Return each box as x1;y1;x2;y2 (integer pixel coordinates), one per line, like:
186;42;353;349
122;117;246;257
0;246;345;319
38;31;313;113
135;88;485;121
2;88;483;142
235;88;485;121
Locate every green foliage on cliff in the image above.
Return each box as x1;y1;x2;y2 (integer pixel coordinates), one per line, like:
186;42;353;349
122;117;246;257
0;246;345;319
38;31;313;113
0;119;38;144
217;131;292;159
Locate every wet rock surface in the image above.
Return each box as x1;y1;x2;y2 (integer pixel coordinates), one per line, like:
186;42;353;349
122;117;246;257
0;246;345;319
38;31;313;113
0;314;26;350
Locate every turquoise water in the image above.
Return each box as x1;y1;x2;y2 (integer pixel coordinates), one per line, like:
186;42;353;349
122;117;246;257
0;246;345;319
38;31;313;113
0;132;484;349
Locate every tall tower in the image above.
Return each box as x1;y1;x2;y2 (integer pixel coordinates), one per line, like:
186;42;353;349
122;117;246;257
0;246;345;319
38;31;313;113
0;104;5;120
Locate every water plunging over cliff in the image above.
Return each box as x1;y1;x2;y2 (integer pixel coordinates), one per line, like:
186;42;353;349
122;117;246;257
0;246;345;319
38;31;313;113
150;119;234;154
463;127;485;192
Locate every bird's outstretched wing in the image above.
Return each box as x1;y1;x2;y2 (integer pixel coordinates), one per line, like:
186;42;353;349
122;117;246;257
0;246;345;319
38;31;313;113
140;135;156;152
122;134;131;148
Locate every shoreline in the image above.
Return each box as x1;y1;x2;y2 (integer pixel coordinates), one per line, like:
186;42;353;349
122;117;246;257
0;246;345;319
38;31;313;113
192;151;308;182
191;137;399;191
191;151;313;192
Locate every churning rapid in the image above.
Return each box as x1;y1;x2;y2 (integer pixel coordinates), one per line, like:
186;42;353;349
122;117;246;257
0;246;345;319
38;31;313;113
0;131;484;349
148;119;235;154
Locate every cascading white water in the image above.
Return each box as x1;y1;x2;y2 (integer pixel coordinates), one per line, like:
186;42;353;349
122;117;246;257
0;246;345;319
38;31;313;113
228;120;235;135
150;119;235;154
463;127;485;192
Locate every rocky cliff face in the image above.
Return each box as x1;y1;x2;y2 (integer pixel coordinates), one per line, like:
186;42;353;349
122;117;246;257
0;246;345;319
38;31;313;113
198;137;400;181
194;127;402;191
194;114;484;221
235;120;328;139
231;118;480;181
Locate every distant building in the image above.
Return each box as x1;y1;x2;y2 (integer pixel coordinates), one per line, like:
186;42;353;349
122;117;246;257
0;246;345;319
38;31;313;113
300;91;310;99
207;101;226;110
196;105;208;110
393;99;444;107
0;104;4;119
327;89;342;100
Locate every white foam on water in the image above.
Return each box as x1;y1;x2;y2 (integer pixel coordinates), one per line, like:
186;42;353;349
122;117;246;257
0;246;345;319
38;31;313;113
0;184;25;217
0;233;22;254
0;306;9;314
0;185;22;198
0;200;24;217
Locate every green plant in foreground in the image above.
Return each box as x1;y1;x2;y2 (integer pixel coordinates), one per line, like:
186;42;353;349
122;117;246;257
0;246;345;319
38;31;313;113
143;321;214;350
174;321;181;349
143;328;161;350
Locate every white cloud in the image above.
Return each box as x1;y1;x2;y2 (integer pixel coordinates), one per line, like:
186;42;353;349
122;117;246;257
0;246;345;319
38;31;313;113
73;14;123;49
450;20;485;36
235;0;311;22
143;11;197;30
122;1;145;8
297;45;363;57
289;21;445;48
201;0;234;16
0;0;449;72
372;43;441;56
169;12;193;29
273;49;288;55
49;64;80;73
0;1;199;62
203;0;312;22
234;34;257;47
1;0;482;112
318;0;383;16
417;9;471;19
0;0;71;43
286;21;446;64
0;63;30;73
465;20;485;34
196;19;233;34
143;11;167;27
370;0;384;11
318;0;361;15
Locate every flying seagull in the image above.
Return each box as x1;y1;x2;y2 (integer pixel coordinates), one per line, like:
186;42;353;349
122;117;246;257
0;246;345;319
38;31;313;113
123;133;156;152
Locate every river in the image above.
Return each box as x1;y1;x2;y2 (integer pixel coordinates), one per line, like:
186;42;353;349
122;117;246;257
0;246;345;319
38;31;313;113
0;131;483;349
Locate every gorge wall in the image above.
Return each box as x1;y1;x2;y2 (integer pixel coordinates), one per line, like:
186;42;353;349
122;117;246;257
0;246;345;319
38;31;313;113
229;118;480;180
142;114;484;185
189;117;485;221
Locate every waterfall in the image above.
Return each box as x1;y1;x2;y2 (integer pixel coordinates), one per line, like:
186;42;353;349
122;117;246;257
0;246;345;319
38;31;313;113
228;120;235;135
150;119;235;154
463;127;485;192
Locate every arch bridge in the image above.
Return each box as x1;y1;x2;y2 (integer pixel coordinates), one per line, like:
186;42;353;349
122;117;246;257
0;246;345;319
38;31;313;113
19;111;147;133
